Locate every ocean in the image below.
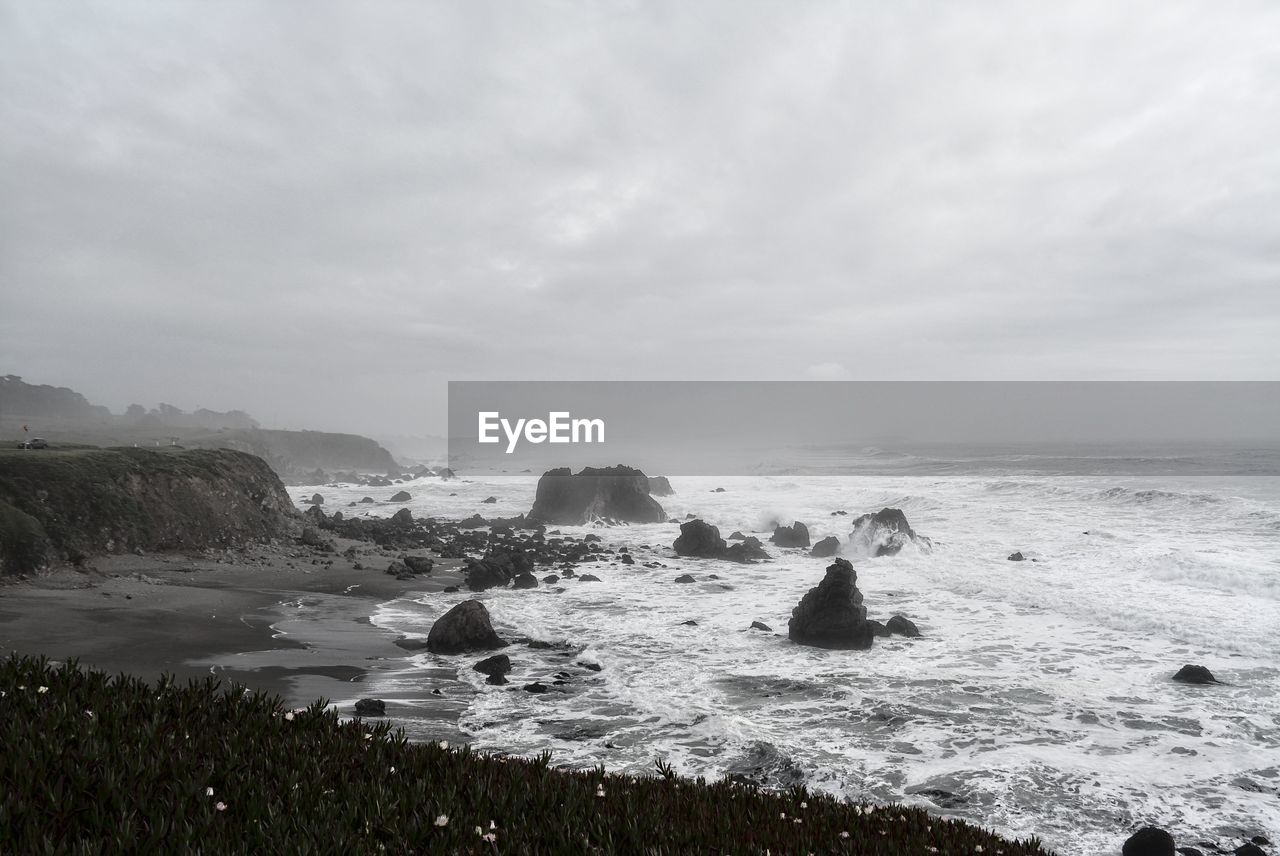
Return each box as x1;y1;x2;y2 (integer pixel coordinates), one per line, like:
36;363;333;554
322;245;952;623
301;453;1280;854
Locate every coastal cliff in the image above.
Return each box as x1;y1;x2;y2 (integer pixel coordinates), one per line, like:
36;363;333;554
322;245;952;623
0;447;297;576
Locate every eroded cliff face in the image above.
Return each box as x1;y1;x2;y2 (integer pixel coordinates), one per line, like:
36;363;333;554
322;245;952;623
0;448;297;575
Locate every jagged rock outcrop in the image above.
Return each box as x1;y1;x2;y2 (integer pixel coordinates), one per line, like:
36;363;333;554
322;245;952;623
426;600;507;654
788;558;875;649
848;508;928;556
673;519;727;558
771;522;810;548
528;465;665;525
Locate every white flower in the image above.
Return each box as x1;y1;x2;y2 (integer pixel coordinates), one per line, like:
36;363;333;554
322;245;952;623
284;712;294;721
799;801;807;809
489;821;496;830
839;831;849;839
389;766;396;774
596;785;606;798
482;833;496;843
37;686;48;694
438;741;449;750
475;827;484;836
206;787;214;797
779;812;786;820
215;802;227;812
434;815;449;827
84;710;94;718
975;848;984;853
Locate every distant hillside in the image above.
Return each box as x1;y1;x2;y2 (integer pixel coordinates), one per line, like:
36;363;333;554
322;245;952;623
0;447;297;576
0;375;112;425
0;374;401;484
190;429;399;483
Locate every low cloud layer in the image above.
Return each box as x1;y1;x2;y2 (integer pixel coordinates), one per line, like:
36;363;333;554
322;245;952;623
2;2;1277;434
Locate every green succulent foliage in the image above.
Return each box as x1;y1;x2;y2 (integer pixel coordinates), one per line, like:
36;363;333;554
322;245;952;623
1;655;1054;854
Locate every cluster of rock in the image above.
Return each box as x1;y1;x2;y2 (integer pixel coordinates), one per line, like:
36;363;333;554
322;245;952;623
298;465;455;488
299;504;632;580
673;520;769;563
528;465;666;525
787;558;920;649
665;509;927;564
464;544;540;592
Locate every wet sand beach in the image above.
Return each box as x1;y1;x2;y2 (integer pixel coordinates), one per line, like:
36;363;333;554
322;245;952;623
0;537;471;741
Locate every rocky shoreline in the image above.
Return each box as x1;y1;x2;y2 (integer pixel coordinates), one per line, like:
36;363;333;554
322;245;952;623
1;459;1273;854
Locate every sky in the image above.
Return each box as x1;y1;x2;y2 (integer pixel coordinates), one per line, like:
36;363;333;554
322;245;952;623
1;1;1278;435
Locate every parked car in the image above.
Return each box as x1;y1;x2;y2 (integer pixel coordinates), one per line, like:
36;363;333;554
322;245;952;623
16;438;48;449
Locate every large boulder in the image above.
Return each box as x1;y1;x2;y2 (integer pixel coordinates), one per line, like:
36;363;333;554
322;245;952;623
771;522;810;548
1172;664;1218;684
848;508;926;556
788;558;875;650
647;476;675;497
1122;827;1175;856
528;466;666;525
886;614;921;637
353;698;386;717
810;536;840;558
674;519;727;558
472;654;512;677
426;600;507;654
389;490;412;502
403;556;434;574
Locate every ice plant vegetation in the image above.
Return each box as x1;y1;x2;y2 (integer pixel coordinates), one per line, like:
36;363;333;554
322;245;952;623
0;655;1053;853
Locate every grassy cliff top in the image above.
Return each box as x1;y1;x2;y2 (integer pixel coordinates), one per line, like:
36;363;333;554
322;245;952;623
0;655;1053;854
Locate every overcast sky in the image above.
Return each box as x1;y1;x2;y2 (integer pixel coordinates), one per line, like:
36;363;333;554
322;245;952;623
1;1;1277;435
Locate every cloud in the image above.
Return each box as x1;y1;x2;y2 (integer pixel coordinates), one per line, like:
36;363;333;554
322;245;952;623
1;1;1277;433
804;363;851;381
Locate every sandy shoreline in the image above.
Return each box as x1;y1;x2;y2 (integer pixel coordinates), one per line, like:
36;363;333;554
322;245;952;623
0;536;473;741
